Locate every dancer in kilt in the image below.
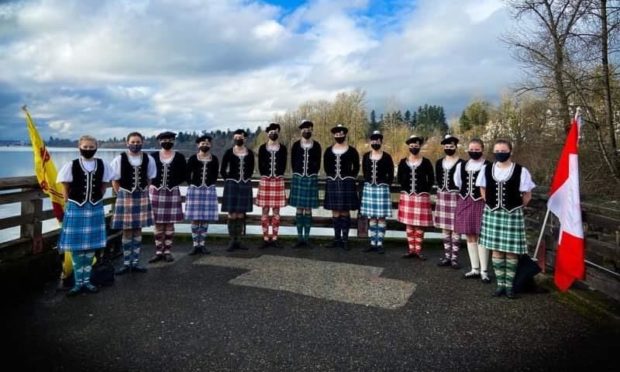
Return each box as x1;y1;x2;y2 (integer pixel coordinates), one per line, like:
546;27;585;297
186;134;219;255
323;124;360;250
454;139;491;283
257;123;287;248
476;139;535;299
360;131;394;254
148;131;187;263
221;129;255;252
290;120;322;248
435;135;464;269
111;132;156;275
397;135;434;260
57;135;114;296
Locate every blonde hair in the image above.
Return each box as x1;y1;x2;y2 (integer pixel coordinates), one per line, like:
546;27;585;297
79;135;98;146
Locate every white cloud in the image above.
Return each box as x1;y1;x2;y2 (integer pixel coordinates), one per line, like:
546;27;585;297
0;0;523;140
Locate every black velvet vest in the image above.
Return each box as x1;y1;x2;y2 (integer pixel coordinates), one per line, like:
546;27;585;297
67;158;104;205
119;152;149;192
458;160;490;201
484;163;523;212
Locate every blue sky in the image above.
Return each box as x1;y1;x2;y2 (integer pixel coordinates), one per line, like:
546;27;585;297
0;0;520;141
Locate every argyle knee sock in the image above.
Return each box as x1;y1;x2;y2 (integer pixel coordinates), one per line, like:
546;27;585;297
377;220;387;247
131;230;142;267
121;232;132;266
505;257;518;292
164;223;174;254
295;212;304;240
303;213;312;241
406;225;416;254
451;232;460;262
467;242;480;272
369;219;378;246
71;251;85;288
81;250;95;287
414;228;424;254
272;215;281;240
442;231;452;259
191;222;201;248
154;224;165;255
261;214;270;241
492;256;506;288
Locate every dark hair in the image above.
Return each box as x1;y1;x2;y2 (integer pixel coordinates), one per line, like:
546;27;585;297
494;138;512;151
469;138;484;149
126;132;144;142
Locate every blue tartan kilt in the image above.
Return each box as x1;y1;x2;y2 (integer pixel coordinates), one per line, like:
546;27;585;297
479;206;527;254
58;202;107;252
185;185;219;221
360;183;392;218
324;178;359;211
289;174;319;208
221;180;253;213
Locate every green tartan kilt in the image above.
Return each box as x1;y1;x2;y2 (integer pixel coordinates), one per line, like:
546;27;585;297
289;174;319;208
479;206;527;254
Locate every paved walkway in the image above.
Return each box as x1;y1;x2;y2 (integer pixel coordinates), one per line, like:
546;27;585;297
2;237;617;371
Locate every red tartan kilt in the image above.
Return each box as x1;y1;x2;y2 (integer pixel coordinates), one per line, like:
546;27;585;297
397;193;434;226
256;177;286;207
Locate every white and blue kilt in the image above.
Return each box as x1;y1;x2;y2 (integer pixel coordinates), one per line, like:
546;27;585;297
324;178;359;211
149;186;184;223
222;180;253;213
289;174;319;208
360;183;392;218
185;185;219;221
434;190;458;230
58;202;107;252
111;189;153;229
479;206;527;254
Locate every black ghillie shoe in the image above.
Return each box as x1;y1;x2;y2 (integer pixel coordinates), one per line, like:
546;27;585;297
437;258;451;267
188;247;202;256
492;287;506;297
505;288;517;299
131;265;148;273
463;270;481;279
115;265;130;275
164;253;174;262
148;254;164;263
363;245;377;253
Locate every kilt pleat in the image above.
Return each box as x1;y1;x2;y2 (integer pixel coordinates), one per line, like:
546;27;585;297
149;186;184;223
256;177;286;207
479;206;527;254
289;174;319;208
221;180;253;213
111;189;153;229
360;183;392;218
324;178;359;211
397;193;433;226
454;197;485;235
185;185;219;221
58;202;107;252
434;190;458;230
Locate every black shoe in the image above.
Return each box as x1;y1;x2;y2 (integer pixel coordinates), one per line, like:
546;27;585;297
326;240;341;248
201;247;211;255
505;288;517;299
260;240;271;249
293;240;306;249
481;272;491;284
83;283;99;294
271;240;283;249
463;270;481;279
131;265;148;273
164;253;174;262
437;258;451;267
305;241;314;249
341;241;350;251
402;252;417;259
363;245;377;253
115;265;130;275
492;287;506;297
148;254;164;263
236;242;249;251
416;253;427;261
376;246;385;254
66;286;82;297
226;241;236;252
451;261;461;270
189;247;202;256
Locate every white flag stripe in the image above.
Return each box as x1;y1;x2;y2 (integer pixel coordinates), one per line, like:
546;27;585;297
548;154;583;239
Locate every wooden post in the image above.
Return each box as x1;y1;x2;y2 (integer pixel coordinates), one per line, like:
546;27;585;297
20;197;43;254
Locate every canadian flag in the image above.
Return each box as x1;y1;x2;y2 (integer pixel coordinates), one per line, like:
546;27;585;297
547;116;585;291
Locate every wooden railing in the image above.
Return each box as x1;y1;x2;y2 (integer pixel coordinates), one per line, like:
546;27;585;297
1;175;618;298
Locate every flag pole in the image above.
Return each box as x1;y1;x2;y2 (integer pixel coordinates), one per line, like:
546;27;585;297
533;207;551;262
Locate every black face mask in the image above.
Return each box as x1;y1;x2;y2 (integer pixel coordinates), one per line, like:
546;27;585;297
444;148;456;156
268;133;279;141
302;132;312;139
495;152;511;162
199;146;210;153
235;139;244;146
334;137;346;144
409;148;420;155
80;149;97;159
468;151;483;160
128;144;142;153
371;144;381;150
161;142;174;150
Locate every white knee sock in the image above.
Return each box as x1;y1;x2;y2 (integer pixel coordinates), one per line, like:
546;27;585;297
478;244;490;273
467;242;480;272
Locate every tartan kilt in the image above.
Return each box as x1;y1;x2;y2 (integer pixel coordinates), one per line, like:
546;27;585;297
289;174;319;208
221;180;253;213
324;178;359;211
454;197;485;235
185;185;219;221
149;186;184;223
58;202;107;252
479;206;527;254
360;183;392;218
434;190;458;230
111;189;153;229
397;193;433;226
256;176;286;207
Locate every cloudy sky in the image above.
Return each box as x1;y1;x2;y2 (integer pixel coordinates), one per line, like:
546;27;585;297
0;0;522;141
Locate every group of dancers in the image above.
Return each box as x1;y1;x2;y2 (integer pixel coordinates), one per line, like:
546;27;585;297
56;120;535;299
